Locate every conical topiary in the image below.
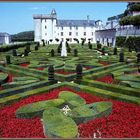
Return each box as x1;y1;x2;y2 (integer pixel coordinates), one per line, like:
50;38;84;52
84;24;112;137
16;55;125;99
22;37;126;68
76;64;83;84
35;45;39;51
137;52;140;63
88;41;92;49
6;55;11;64
51;49;55;57
74;49;78;57
48;65;55;81
42;39;45;46
12;49;17;56
119;51;124;62
24;49;28;56
113;47;117;55
26;45;31;53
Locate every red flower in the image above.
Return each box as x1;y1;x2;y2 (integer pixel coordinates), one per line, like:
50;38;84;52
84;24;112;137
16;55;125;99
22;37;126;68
56;69;75;75
20;63;29;67
0;87;140;138
96;75;114;84
36;68;44;71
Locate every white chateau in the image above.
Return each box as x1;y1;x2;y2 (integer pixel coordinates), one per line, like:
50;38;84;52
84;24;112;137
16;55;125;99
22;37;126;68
0;32;11;45
33;9;103;44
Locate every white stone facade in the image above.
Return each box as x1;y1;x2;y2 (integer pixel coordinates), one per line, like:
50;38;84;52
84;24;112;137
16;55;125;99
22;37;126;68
0;33;11;45
33;10;102;44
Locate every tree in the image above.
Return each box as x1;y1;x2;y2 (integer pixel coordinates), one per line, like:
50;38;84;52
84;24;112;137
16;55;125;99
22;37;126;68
73;38;79;44
55;38;59;42
11;31;34;42
81;38;86;46
42;39;45;46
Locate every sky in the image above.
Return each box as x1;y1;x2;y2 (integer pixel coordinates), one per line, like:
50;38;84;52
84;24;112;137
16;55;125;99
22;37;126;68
0;2;127;34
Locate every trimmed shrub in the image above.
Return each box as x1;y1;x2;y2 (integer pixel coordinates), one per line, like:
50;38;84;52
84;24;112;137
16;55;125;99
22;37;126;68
42;39;45;46
97;43;102;49
81;38;86;46
76;64;83;84
74;49;78;57
12;49;17;56
24;49;28;56
119;51;124;62
35;45;38;51
116;36;126;47
51;49;55;57
6;55;11;64
137;52;140;63
113;47;117;55
88;41;92;49
48;65;55;81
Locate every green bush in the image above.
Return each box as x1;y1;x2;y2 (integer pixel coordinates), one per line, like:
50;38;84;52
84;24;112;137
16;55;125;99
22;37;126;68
116;36;140;52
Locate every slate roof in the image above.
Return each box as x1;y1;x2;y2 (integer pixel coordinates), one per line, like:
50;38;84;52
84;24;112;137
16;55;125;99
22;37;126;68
57;20;96;27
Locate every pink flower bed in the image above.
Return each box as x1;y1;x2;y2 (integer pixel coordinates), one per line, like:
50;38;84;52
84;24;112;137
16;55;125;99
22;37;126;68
0;87;140;138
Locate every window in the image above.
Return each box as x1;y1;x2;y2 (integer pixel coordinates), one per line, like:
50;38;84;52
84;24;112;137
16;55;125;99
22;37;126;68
84;26;86;29
45;25;47;29
76;32;78;36
70;26;72;30
91;32;94;36
69;38;72;42
45;33;47;36
61;38;64;41
45;19;46;22
75;26;78;30
84;32;86;36
61;32;63;36
69;32;72;36
61;27;63;30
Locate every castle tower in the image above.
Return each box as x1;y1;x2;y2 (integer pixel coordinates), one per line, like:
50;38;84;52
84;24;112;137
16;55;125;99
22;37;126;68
33;15;42;42
33;9;57;44
51;9;57;43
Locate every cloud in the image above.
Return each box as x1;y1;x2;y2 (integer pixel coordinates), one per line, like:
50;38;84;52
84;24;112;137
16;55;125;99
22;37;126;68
29;7;45;10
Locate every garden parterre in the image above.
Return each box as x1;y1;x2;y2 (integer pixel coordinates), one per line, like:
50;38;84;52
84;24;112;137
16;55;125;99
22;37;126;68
0;42;140;138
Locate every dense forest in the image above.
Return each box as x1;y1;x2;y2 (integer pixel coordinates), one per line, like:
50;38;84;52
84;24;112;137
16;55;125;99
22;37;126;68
11;31;34;42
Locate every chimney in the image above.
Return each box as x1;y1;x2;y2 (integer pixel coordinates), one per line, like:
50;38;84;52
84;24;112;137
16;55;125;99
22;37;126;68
87;15;90;23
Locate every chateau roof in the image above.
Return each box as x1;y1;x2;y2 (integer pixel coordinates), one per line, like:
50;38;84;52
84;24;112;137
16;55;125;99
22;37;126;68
0;32;10;37
57;20;96;27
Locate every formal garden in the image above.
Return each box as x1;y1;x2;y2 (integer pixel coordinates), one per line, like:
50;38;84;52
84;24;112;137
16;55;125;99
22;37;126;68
0;39;140;138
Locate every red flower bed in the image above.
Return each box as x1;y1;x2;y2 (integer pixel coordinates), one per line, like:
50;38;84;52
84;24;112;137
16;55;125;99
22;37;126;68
99;61;110;66
20;63;29;67
0;87;140;138
0;86;3;91
7;74;14;83
0;73;13;91
36;68;45;71
96;75;114;84
85;67;92;70
56;69;75;75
